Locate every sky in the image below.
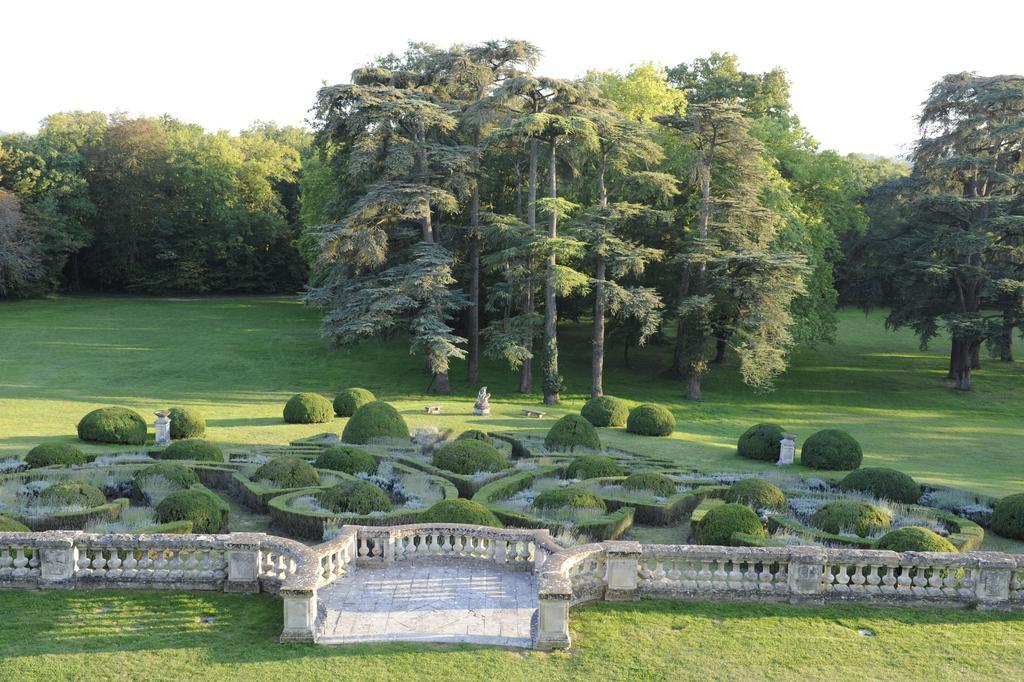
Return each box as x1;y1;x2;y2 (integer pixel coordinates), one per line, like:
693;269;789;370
4;0;1023;157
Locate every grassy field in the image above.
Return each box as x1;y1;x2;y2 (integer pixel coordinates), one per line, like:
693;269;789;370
2;590;1023;681
1;296;1021;496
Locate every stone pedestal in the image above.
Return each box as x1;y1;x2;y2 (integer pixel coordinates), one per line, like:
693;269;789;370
777;434;796;466
972;552;1015;606
154;410;171;447
535;595;571;649
224;534;262;594
279;588;318;643
787;547;826;599
604;541;642;601
38;531;79;585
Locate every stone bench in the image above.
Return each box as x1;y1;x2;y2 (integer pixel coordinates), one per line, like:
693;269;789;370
424;405;442;414
522;409;545;419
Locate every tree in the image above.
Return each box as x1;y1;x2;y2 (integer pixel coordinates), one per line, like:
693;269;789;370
0;190;42;296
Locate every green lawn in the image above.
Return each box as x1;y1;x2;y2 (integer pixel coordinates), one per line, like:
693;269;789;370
1;296;1021;497
1;590;1022;681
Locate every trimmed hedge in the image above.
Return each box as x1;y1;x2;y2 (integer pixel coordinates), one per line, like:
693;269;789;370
991;493;1024;541
160;439;225;463
333;388;376;417
456;429;492;445
315;446;378;476
418;499;502;528
544;415;602;452
565;455;624;480
736;423;785;462
432;440;508;475
876;526;957;553
621;472;677;497
533;488;607;512
694;503;766;546
40;481;106;508
839;467;921;504
253;456;320;489
283;393;334;424
25;443;86;468
77;407;147;445
133;462;199;489
626;404;675;437
811;500;890;537
168;407;206;439
342;401;410;444
155;488;228;533
317;480;392;515
801;429;863;470
0;514;31;531
490;433;530;459
139;520;195;534
725;479;787;511
580;396;629;427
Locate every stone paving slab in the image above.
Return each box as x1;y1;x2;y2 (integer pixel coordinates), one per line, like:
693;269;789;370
317;563;537;648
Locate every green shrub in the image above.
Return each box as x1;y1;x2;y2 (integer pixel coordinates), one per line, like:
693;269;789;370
253;456;320;489
133;462;198;489
0;515;30;531
533;488;607;512
333;388;376;417
622;472;677;497
625;404;676;437
40;481;106;508
991;493;1024;541
580;396;629;427
160;439;224;462
419;499;502;527
317;480;392;515
811;500;891;537
283;392;334;424
138;520;195;534
432;440;508;475
168;407;206;439
725;479;787;511
490;433;530;459
77;407;147;445
544;415;602;452
565;455;625;480
314;446;378;476
801;429;863;470
342;401;410;444
456;429;492;445
876;526;957;553
155;489;227;533
25;443;86;468
839;467;921;504
736;423;785;462
694;503;766;546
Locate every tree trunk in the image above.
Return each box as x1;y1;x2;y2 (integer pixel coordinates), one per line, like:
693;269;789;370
686;374;703;400
712;336;727;364
518;139;540;393
669;267;691;377
951;337;975;391
542;137;560;405
970;343;981;371
591;255;606;397
434;370;451;394
1000;313;1014;362
467;137;481;384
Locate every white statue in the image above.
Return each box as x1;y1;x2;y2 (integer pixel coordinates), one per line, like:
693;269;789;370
473;386;491;416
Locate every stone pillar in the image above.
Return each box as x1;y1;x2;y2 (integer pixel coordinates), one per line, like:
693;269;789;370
535;593;571;650
38;531;79;586
224;533;263;594
787;547;826;600
972;552;1015;607
279;588;318;643
154;410;171;447
603;541;641;601
777;434;796;466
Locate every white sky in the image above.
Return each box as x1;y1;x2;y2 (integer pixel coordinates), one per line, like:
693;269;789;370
4;0;1023;157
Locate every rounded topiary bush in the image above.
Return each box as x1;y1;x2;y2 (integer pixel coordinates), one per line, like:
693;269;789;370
839;467;921;504
565;455;625;480
168;407;206;439
0;515;30;532
533;488;607;512
77;407;147;445
801;429;863;470
283;392;334;424
811;500;891;537
419;499;502;528
317;480;391;515
342;401;410;444
40;481;106;509
725;479;787;511
991;494;1024;541
160;439;224;463
315;446;378;476
544;415;602;452
736;423;785;462
25;443;86;468
155;489;226;533
876;526;957;553
694;503;766;546
580;396;629;428
432;440;508;475
133;462;199;490
456;429;492;445
333;388;376;417
622;472;677;497
253;456;320;489
626;404;676;437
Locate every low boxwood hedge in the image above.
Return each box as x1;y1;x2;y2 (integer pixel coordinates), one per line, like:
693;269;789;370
333;388;376;417
314;446;378;476
533;488;607;512
418;499;502;527
155;487;229;533
839;467;921;504
159;439;225;463
875;526;957;553
25;443;86;468
565;455;624;480
283;393;334;424
0;515;30;531
544;415;602;452
78;407;147;445
168;407;206;439
810;500;890;537
456;429;492;445
432;440;508;475
736;423;785;462
253;456;321;489
342;401;410;444
801;429;863;470
580;396;629;427
625;404;675;437
133;461;199;491
621;472;677;497
991;493;1024;541
724;479;787;511
40;481;106;508
317;479;391;515
694;503;765;546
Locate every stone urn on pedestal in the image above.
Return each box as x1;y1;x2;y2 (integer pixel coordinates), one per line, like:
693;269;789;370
777;433;796;465
154;410;172;447
472;387;491;417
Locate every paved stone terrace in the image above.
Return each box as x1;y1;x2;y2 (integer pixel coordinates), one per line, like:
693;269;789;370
317;563;538;647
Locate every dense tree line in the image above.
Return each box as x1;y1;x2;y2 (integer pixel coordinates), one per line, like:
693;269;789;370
0;114;309;295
